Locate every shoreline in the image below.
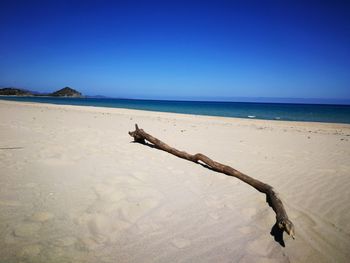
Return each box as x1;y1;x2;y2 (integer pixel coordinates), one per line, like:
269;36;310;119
1;97;350;125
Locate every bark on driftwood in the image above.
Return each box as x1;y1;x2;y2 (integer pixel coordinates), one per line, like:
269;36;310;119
129;124;295;239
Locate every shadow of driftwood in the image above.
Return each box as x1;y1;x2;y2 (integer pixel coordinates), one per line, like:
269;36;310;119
130;140;287;247
270;223;285;247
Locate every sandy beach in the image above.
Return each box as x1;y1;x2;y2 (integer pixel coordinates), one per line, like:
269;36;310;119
1;100;350;263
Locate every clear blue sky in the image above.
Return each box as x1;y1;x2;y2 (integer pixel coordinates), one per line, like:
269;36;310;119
0;0;349;101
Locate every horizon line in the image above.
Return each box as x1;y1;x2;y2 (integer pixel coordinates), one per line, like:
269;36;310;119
84;95;350;105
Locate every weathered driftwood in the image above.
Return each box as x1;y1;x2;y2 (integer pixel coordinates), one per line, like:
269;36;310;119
129;124;295;239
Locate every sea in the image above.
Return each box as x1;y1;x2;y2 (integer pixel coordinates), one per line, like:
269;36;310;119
1;96;350;124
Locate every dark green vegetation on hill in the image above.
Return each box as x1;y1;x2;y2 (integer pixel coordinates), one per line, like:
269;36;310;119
0;88;33;96
50;87;82;97
0;87;82;97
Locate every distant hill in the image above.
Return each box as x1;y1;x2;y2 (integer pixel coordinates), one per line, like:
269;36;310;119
0;87;83;97
50;87;82;97
0;87;34;96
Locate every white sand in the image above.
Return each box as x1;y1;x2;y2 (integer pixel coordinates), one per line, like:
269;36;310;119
1;100;350;262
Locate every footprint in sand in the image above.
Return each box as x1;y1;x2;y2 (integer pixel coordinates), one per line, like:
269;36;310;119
119;199;160;223
171;238;191;249
137;221;161;233
19;244;42;258
80;237;104;251
204;197;225;209
52;236;77;247
13;222;41;238
93;183;116;199
246;235;273;257
30;211;54;222
93;184;127;203
81;213;131;243
238;226;254;234
208;212;220;220
131;171;149;181
241;207;257;219
41;246;65;261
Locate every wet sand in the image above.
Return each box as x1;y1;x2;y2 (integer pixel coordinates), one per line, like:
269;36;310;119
1;100;350;262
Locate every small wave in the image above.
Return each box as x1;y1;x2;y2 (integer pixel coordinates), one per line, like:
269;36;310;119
275;117;281;120
248;115;256;118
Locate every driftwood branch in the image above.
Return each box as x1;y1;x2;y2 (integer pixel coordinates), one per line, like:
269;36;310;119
129;124;295;239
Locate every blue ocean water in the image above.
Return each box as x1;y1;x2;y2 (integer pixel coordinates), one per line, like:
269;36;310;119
1;96;350;124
